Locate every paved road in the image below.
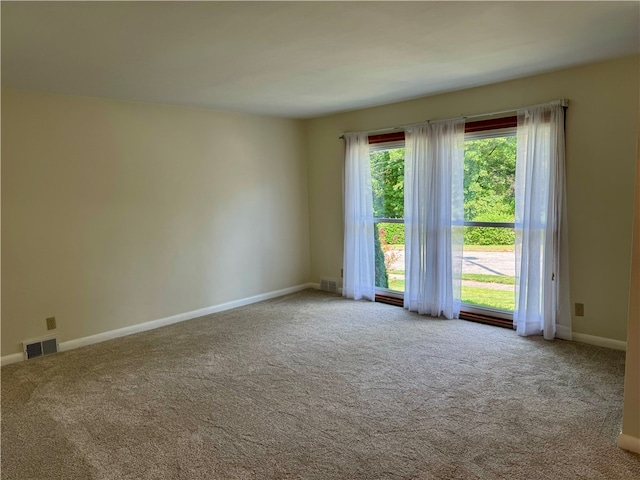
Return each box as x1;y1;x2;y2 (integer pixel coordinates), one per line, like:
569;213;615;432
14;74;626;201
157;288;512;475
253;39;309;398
386;249;515;277
463;251;515;277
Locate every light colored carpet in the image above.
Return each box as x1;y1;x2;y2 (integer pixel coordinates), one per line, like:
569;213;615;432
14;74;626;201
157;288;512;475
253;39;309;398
2;289;639;479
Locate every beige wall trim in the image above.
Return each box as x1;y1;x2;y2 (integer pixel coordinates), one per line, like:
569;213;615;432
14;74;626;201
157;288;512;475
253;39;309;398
572;332;627;351
0;353;24;367
1;289;627;366
0;283;315;367
617;433;640;454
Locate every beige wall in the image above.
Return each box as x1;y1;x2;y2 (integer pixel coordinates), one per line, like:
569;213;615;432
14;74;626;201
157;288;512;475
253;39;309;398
306;55;639;342
2;56;638;357
621;111;640;443
1;89;310;355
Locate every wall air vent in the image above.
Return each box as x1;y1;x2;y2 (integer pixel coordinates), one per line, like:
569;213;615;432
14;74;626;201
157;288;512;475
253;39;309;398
320;277;338;294
23;336;58;360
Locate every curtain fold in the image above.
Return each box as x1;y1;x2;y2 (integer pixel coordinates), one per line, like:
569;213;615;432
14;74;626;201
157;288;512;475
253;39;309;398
514;103;570;339
404;120;465;318
342;133;375;301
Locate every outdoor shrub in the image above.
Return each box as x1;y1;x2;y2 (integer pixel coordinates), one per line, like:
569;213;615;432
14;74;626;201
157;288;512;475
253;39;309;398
374;227;388;288
378;222;405;245
463;226;515;245
385;223;404;245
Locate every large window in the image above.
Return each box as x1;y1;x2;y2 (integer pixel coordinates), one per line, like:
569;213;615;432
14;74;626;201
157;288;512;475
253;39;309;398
369;118;517;319
462;124;516;319
370;136;405;297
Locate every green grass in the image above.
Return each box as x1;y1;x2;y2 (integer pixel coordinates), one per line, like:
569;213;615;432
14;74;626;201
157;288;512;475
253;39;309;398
389;278;405;291
386;275;515;311
462;286;514;311
389;273;514;285
461;273;515;285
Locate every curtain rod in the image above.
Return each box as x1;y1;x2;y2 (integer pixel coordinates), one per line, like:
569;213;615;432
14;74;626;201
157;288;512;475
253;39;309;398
338;99;569;139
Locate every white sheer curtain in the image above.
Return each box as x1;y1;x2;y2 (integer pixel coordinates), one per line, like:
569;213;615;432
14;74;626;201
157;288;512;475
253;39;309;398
404;120;465;318
514;103;570;339
342;133;375;301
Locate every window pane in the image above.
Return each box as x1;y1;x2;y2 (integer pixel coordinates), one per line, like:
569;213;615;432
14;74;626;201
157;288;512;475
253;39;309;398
370;148;404;219
374;222;405;292
464;136;516;223
462;227;515;312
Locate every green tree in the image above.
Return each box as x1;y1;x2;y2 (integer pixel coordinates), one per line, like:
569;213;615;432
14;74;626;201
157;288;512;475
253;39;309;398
463;136;516;223
463;136;516;245
371;148;403;289
371;148;404;218
369;140;516;249
374;226;388;288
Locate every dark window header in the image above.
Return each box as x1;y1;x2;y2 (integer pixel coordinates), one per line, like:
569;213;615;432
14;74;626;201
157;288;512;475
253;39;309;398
367;116;517;144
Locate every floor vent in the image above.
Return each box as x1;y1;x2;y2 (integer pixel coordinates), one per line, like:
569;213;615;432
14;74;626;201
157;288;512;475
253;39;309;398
320;277;338;294
23;337;58;360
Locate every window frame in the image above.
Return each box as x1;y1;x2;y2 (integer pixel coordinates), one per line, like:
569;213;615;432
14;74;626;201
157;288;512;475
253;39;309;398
369;136;406;300
367;117;519;320
461;118;517;321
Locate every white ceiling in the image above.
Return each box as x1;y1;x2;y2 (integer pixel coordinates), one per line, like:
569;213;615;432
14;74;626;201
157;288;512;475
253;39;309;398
2;1;639;118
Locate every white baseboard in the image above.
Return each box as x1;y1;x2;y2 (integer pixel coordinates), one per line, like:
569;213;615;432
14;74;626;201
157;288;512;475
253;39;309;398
555;325;572;341
2;286;627;366
1;353;25;367
572;332;627;351
617;432;640;454
1;283;315;367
